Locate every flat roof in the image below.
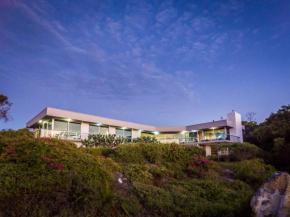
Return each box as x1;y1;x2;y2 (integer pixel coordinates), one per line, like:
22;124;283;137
27;107;234;132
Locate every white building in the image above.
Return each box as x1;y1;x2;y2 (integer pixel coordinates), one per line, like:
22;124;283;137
27;107;243;156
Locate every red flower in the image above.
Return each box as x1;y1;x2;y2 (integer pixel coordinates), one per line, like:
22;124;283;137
42;156;47;162
49;162;54;167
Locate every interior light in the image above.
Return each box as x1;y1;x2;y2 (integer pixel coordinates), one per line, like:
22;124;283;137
68;118;71;121
96;123;102;126
122;127;127;130
154;131;159;135
39;120;42;123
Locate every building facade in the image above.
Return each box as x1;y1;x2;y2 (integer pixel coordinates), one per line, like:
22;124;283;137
26;107;243;156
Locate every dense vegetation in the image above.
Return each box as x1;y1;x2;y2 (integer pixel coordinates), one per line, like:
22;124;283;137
243;104;290;172
0;129;276;217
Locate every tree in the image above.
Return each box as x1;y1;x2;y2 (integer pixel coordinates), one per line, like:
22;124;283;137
0;94;13;122
253;105;290;151
245;112;257;122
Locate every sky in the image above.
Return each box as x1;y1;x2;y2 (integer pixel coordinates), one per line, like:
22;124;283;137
0;0;290;130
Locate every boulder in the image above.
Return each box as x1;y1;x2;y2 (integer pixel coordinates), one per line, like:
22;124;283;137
251;171;290;217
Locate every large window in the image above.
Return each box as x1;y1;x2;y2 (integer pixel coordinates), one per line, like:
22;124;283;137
116;129;132;139
89;125;100;134
100;127;109;135
203;128;225;140
89;125;108;135
69;122;81;132
54;120;68;131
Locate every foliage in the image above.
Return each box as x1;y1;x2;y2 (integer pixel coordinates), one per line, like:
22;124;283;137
220;158;275;188
0;130;275;217
218;142;261;161
0;129;130;217
0;94;13;122
243;105;290;173
242;120;259;145
249;105;290;151
81;133;126;148
132;136;159;143
185;155;215;178
113;142;204;166
122;164;154;185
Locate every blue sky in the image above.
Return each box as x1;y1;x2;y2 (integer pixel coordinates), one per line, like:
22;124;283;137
0;0;290;129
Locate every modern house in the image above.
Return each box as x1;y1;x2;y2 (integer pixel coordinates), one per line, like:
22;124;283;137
26;107;243;156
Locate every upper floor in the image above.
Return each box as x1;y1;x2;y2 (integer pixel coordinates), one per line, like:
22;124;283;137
27;107;243;145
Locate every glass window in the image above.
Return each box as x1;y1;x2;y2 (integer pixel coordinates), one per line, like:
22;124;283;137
124;130;132;138
89;125;100;134
54;120;68;131
69;122;81;132
100;127;108;135
116;129;123;137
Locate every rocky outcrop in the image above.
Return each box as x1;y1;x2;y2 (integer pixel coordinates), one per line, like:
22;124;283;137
251;172;290;217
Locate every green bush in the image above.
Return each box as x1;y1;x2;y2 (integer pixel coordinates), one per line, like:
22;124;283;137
0;129;128;217
218;142;261;161
85;147;116;157
220;158;275;188
81;134;125;148
122;164;154;185
114;143;204;166
132;136;159;143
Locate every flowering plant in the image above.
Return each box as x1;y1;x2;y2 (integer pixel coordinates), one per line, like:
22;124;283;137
186;155;212;177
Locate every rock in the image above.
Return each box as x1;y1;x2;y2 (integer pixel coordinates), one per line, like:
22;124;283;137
251;171;290;217
113;172;132;192
224;169;236;180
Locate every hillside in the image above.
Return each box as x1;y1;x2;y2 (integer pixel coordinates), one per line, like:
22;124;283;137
0;129;275;217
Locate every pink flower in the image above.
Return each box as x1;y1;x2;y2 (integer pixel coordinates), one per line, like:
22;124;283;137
49;162;54;167
55;162;63;171
42;156;47;162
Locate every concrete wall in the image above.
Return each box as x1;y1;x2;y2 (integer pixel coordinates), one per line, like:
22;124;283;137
227;111;243;142
132;129;141;139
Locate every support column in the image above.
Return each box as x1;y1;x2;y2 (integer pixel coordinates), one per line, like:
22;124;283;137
81;123;89;139
205;145;212;156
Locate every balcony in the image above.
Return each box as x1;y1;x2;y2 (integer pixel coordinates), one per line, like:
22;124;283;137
34;129;90;140
158;134;240;145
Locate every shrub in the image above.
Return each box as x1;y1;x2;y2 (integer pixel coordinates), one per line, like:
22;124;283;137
81;134;125;148
113;143;204;166
220;158;275;188
185;155;216;178
122;164;154;185
85;147;116;157
0;130;129;217
132;136;159;143
218;142;261;161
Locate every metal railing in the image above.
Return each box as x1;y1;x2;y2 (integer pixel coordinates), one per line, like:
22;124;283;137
34;130;240;143
158;134;240;144
34;129;133;141
34;129;97;140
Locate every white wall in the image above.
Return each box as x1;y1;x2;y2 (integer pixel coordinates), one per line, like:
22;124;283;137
81;123;89;140
132;130;141;139
205;146;212;156
227;111;243;142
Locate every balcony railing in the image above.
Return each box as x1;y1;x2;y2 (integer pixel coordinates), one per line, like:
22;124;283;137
34;129;132;141
158;134;240;144
34;129;95;140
